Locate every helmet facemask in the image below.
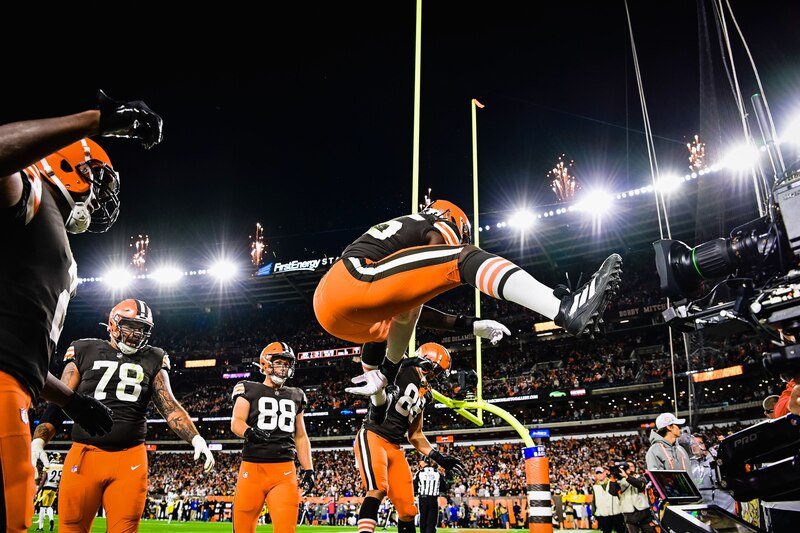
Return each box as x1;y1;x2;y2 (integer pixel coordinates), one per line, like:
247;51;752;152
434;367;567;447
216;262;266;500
415;342;452;386
80;159;121;233
266;356;295;386
111;318;152;355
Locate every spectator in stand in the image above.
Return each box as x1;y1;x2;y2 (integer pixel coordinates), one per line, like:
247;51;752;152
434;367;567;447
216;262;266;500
646;413;691;471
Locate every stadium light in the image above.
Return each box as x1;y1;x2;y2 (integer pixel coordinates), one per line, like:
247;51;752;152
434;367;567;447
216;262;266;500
151;266;184;285
721;144;760;172
102;268;132;289
655;174;683;194
780;115;800;146
573;189;614;215
507;210;537;229
209;260;237;281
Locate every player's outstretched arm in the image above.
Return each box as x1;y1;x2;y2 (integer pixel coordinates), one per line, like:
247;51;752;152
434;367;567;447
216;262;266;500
0;111;100;181
1;90;162;206
419;305;511;345
152;370;215;472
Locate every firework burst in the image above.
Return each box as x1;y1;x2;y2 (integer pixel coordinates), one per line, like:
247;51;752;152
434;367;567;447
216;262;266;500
688;134;706;171
549;154;578;202
250;223;265;266
131;235;149;270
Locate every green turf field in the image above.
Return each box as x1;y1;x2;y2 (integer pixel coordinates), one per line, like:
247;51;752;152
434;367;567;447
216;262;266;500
29;519;595;532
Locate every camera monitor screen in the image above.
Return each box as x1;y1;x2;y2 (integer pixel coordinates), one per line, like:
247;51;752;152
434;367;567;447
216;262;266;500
646;469;702;505
663;504;763;533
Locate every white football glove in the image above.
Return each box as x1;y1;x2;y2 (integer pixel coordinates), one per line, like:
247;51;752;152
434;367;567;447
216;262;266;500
345;369;389;396
31;437;49;480
192;435;215;472
473;320;511;345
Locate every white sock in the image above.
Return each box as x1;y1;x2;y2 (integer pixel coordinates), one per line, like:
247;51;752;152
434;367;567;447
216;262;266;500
500;270;560;319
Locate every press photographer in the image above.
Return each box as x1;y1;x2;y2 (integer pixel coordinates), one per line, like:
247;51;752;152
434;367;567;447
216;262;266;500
592;466;624;533
609;461;657;533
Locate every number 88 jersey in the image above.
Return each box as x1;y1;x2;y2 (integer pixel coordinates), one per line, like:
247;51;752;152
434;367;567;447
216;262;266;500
66;338;169;449
232;381;307;463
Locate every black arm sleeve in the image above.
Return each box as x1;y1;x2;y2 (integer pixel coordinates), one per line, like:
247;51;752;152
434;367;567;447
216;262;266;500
418;306;475;333
627;475;648;491
40;402;67;430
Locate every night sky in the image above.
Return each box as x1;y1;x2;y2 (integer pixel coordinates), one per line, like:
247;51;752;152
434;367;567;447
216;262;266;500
3;1;799;276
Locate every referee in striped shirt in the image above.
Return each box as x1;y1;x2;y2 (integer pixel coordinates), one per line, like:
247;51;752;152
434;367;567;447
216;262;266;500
414;458;445;533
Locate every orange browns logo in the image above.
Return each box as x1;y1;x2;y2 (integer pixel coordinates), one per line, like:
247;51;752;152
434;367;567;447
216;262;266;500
232;382;246;399
63;346;76;362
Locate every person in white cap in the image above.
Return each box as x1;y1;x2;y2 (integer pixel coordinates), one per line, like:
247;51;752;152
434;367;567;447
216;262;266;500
645;413;691;471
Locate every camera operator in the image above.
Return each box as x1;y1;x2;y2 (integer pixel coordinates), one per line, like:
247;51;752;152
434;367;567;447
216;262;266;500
609;461;657;533
774;376;799;417
689;433;736;513
645;413;690;471
759;384;800;532
592;466;625;533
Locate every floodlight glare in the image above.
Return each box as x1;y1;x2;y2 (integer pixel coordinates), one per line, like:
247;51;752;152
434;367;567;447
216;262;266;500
209;261;237;280
780;115;800;146
574;190;614;215
721;144;760;172
151;266;184;284
508;210;536;229
655;174;683;194
102;268;132;289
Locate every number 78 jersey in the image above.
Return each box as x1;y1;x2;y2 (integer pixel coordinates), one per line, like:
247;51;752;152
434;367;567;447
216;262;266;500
66;338;170;449
232;381;307;463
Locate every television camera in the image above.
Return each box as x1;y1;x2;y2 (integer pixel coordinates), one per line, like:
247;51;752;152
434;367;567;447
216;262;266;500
651;96;800;519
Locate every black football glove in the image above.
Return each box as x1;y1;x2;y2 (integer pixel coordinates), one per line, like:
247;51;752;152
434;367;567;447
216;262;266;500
299;469;316;495
429;449;467;478
244;426;271;444
62;392;114;437
400;356;435;373
97;89;164;149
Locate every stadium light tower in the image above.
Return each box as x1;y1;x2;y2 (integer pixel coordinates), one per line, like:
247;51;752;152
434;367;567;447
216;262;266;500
102;268;132;289
151;266;184;285
209;260;237;281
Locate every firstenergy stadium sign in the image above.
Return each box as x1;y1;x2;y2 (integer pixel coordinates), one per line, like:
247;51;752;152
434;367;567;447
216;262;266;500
257;255;340;276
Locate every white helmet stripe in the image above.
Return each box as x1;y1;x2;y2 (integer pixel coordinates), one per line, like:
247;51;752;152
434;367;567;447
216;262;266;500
137;300;152;322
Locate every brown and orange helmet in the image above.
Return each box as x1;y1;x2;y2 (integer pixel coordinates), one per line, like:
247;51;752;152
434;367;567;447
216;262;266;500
259;342;296;385
415;342;452;382
422;199;471;244
35;138;120;233
107;299;154;355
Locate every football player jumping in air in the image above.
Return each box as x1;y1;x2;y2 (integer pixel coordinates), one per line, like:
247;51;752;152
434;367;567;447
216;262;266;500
0;90;162;533
314;197;623;400
30;299;215;533
354;343;467;533
231;342;314;533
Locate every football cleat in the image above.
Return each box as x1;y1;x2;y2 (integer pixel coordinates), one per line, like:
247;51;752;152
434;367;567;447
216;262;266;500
554;253;622;338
